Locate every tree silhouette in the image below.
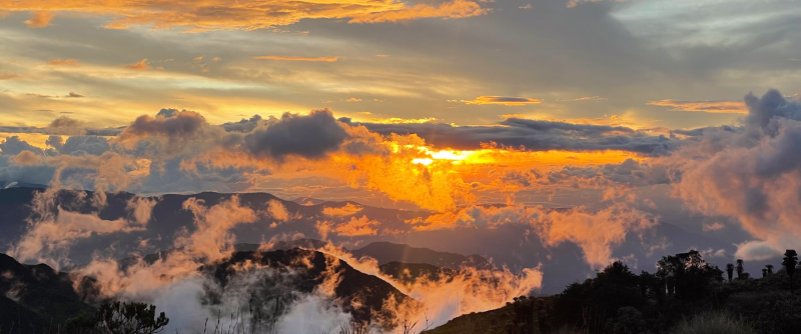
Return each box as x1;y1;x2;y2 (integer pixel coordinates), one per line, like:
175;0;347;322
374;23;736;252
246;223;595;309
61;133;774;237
96;301;169;334
726;263;734;282
783;249;798;293
766;264;774;275
656;250;721;300
762;268;768;278
736;259;744;279
552;261;645;332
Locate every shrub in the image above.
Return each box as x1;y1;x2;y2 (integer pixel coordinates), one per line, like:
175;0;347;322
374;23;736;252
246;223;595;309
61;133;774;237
670;311;755;334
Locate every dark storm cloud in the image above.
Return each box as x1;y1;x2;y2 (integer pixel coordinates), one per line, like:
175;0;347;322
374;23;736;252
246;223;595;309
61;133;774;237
670;125;737;137
346;117;673;155
59;136;111;156
244;109;349;160
499;118;636;134
669;89;801;260
744;89;801;135
156;108;180;118
46;116;86;136
222;115;263;133
120;110;207;141
0;136;44;155
0;126;38;134
46;135;63;151
0;124;122;137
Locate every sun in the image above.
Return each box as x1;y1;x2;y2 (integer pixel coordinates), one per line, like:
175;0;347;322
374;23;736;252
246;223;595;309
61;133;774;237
411;148;479;166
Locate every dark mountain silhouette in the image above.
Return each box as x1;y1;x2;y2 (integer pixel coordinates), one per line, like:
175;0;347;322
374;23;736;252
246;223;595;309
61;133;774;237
352;241;494;270
0;295;49;334
0;181;48;189
205;249;417;328
2;248;418;331
0;187;429;265
422;296;554;334
0;253;96;333
239;239;494;270
378;262;456;284
236;238;330;252
292;196;328;205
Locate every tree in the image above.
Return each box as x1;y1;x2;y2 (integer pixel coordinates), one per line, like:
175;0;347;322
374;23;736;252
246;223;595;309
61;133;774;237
762;268;768;278
552;261;645;333
726;264;734;282
96;301;169;334
657;250;722;300
766;264;774;275
783;249;798;293
736;259;744;279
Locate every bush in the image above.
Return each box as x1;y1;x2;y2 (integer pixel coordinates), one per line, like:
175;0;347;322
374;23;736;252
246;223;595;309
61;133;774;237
670;311;755;334
725;290;801;333
605;307;649;334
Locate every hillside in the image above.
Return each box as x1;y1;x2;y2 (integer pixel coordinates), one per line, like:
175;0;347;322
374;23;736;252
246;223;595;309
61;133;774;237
423;251;801;334
378;262;457;284
1;248;419;332
205;249;417;328
0;254;96;333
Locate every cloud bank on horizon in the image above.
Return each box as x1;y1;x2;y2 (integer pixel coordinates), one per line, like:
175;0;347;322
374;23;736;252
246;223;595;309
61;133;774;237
0;89;800;264
1;0;801;288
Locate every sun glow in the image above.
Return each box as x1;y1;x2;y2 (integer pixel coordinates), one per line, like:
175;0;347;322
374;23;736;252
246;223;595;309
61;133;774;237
408;145;639;167
412;147;479;165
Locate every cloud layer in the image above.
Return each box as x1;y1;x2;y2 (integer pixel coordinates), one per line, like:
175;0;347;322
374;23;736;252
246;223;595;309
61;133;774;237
0;0;489;31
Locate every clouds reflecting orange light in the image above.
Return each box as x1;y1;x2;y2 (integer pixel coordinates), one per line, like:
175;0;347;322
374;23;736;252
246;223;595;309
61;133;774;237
0;0;489;32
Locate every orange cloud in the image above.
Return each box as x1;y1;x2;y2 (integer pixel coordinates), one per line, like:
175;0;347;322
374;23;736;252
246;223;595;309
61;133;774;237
562;96;607;101
332;215;380;236
348;0;489;23
124;59;152;70
0;0;488;32
462;96;542;106
702;222;725;232
24;11;54;28
267;199;290;222
47;59;80;66
367;117;440;124
0;73;19;80
14;150;42;166
647;99;747;114
408;203;653;268
322;203;364;217
253;56;339;62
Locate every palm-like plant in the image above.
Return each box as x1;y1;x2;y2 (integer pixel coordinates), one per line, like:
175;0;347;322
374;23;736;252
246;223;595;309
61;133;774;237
736;259;744;279
783;250;798;293
726;263;734;282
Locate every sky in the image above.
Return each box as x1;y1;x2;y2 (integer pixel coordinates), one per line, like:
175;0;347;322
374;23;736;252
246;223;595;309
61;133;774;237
2;0;801;264
1;0;798;129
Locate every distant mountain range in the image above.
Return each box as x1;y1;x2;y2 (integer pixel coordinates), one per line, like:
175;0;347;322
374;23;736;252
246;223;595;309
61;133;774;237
0;186;759;294
242;238;493;270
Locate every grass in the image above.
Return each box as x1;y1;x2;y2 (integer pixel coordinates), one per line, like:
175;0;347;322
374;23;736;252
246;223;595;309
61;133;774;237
671;311;755;334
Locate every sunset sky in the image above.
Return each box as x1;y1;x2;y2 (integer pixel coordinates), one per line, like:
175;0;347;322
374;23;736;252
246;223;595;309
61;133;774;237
1;0;798;129
2;0;801;263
